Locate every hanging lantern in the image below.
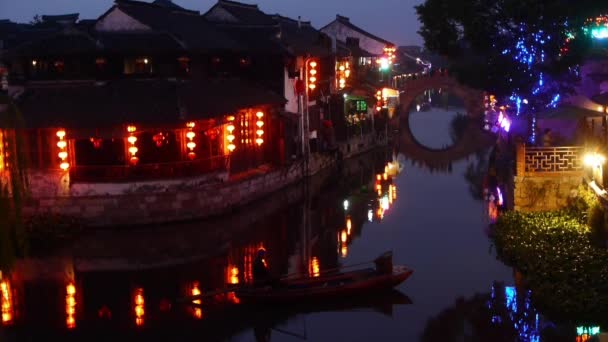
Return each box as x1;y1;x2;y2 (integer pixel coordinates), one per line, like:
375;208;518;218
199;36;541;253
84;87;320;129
90;137;103;149
127;125;139;165
308;60;318;91
185;122;196;159
336;60;350;90
226;116;236;152
56;129;69;171
153;132;166;147
255;111;264;146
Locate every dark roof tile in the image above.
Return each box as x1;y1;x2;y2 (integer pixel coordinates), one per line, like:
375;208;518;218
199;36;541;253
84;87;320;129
205;0;276;26
15;79;285;129
321;14;393;47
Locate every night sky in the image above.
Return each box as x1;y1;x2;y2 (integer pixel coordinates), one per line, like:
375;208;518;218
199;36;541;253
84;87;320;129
0;0;424;46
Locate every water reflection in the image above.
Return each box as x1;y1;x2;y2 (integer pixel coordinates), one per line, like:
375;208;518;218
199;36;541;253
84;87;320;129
1;276;13;325
0;149;407;339
66;282;76;329
1;110;589;340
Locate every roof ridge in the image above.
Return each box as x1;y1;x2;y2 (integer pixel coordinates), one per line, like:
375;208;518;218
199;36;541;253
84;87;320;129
117;0;199;15
272;14;311;26
218;0;259;10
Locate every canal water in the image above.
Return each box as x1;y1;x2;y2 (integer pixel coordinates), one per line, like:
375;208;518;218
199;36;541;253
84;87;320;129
0;96;573;341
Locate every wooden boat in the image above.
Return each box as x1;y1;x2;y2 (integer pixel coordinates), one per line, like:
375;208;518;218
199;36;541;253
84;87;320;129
235;251;413;305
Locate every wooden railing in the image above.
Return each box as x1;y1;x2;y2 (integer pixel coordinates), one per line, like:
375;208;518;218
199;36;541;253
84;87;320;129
70;155;228;183
516;144;584;176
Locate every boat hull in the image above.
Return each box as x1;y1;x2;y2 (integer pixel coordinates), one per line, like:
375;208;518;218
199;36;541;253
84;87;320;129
236;265;413;305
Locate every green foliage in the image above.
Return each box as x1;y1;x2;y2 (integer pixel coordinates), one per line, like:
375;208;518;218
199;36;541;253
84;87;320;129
566;185;599;223
493;203;608;323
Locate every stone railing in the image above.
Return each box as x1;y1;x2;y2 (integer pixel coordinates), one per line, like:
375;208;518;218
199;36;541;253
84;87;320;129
516;144;584;176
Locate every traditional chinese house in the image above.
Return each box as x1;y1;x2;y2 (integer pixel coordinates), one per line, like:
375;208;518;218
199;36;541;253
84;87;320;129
0;0;291;213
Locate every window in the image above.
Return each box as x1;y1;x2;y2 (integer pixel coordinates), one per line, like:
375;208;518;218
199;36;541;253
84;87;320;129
74;138;125;166
23;129;54;169
137;131;180;164
124;57;152;75
53;60;65;74
177;56;191;76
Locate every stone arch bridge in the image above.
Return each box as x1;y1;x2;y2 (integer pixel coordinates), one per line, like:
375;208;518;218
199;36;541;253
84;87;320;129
398;73;485;118
393;74;494;168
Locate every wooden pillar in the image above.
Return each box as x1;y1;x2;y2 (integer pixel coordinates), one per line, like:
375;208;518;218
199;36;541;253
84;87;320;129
515;142;525;177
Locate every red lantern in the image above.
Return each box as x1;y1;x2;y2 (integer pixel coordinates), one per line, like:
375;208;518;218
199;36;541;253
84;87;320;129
153;132;166;147
90;138;103;149
205;129;219;140
188;152;196;160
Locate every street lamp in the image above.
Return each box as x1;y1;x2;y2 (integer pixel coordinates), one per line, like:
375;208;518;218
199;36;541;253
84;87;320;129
584;151;606;187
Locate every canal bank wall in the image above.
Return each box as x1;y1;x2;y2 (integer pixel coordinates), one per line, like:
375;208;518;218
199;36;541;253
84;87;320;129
512;144;585;212
22;133;383;227
13;144;383;279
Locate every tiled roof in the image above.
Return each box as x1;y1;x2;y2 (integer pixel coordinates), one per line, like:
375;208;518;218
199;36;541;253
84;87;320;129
96;31;185;54
111;1;253;52
41;13;80;24
9;30;98;56
14;79;286;129
321;14;393;47
152;0;187;11
204;0;277;26
272;15;332;57
336;39;376;57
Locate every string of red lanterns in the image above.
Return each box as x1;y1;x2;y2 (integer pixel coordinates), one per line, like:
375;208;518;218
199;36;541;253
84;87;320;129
186;121;196;160
226;116;236;153
255;111;264;146
127;125;139;165
56;129;69;171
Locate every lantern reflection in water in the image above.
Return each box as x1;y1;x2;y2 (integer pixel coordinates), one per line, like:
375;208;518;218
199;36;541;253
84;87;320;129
190;282;203;319
243;244;265;284
226;291;240;304
1;278;13;325
346;217;352;235
134;288;145;327
227;267;240;285
309;257;320;277
66;282;77;329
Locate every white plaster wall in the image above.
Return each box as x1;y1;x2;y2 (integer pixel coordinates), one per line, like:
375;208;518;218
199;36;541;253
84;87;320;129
284;67;299;114
95;8;151;32
321;22;388;55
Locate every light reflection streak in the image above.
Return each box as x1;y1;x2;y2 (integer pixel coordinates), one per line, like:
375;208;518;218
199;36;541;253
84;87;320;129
1;278;13;325
191;281;202;319
66;282;76;329
134;288;145;327
310;257;320;277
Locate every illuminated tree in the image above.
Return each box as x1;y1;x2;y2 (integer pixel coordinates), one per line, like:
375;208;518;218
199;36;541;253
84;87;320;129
416;0;608;114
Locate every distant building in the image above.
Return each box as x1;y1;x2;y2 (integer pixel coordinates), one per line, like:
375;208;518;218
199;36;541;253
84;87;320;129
320;15;394;56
